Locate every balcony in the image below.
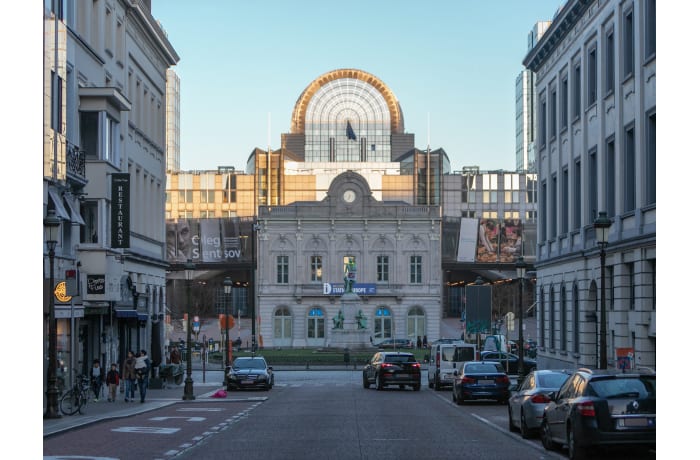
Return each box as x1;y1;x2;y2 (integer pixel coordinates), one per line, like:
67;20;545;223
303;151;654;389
66;143;87;184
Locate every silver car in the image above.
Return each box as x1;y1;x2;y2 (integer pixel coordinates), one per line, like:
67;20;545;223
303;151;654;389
508;369;571;438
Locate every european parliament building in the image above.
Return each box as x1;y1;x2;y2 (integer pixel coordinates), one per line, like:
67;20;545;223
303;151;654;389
165;69;539;350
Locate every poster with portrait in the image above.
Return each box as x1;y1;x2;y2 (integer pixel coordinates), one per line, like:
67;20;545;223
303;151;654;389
497;218;523;263
476;218;499;263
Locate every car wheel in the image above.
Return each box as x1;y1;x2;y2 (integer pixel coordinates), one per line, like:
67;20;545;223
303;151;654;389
362;374;370;389
375;375;383;391
568;427;588;460
520;410;532;439
541;418;556;451
428;377;434;389
508;406;518;432
399;384;405;390
413;383;420;391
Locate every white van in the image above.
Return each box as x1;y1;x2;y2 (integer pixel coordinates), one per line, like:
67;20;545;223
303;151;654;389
428;342;478;390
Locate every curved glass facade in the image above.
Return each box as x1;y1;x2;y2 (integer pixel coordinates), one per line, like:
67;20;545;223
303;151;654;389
304;78;392;162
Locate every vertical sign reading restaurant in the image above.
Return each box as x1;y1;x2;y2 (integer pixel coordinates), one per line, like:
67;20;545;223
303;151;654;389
111;173;130;248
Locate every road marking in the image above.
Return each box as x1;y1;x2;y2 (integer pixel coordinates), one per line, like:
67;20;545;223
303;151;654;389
176;407;224;412
149;416;206;422
111;427;180;434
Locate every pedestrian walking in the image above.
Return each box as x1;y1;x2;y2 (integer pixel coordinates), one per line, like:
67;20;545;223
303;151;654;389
423;335;428;348
90;359;104;402
105;363;120;402
417;336;423;349
123;350;137;402
134;349;151;403
170;346;181;364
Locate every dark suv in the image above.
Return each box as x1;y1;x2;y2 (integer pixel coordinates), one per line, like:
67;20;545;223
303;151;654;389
362;351;421;391
540;368;655;459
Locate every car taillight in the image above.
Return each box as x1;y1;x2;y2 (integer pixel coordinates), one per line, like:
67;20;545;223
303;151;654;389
577;401;596;417
411;363;421;369
381;363;393;368
495;376;510;384
530;393;550;404
461;376;476;384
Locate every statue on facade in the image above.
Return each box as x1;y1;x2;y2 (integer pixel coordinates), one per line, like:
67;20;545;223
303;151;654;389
344;259;357;294
332;309;345;329
355;309;368;329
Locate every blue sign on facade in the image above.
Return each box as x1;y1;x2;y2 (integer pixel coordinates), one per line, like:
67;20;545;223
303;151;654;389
323;283;376;295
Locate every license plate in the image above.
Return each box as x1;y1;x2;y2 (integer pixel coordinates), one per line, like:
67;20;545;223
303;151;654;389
619;417;650;427
395;374;408;378
478;380;493;385
242;380;254;385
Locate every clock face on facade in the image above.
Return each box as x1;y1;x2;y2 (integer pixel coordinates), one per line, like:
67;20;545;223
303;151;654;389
343;189;356;203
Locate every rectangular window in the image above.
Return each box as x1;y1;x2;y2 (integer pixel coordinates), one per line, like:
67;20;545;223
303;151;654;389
574;159;581;229
624;6;635;76
377;255;389;282
587;46;597;106
588;148;598;224
606;138;616;217
605;29;615;94
51;72;63;133
276;255;289;284
80;111;98;157
200;190;215;203
505;191;519;203
409;255;422;284
561;76;568;128
551;175;557;238
104;116;117;163
573;63;582;120
625;126;636;212
646;113;656;205
550;88;557;138
526;174;537;203
645;0;656;58
562;168;569;234
627;263;636;310
541;182;547;242
539;95;547;148
311;255;322;282
80;201;98;244
178;190;193;203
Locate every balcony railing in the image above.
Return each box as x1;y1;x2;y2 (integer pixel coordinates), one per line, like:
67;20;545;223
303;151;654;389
66;143;86;182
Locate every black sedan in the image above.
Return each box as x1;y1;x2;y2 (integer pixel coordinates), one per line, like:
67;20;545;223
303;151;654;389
226;356;274;391
452;361;511;405
363;351;421;391
479;351;537;375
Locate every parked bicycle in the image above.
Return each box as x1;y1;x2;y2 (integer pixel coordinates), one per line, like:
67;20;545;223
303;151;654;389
60;374;91;415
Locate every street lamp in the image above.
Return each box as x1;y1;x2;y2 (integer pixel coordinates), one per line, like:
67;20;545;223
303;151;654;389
222;277;233;379
594;211;612;369
183;259;196;400
515;256;527;385
44;209;62;419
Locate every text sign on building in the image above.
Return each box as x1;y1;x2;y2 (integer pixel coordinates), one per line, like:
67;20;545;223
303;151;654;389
323;283;376;296
465;284;492;334
87;274;106;295
111;173;130;248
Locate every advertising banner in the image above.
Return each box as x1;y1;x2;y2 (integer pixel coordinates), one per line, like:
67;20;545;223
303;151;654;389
166;218;250;263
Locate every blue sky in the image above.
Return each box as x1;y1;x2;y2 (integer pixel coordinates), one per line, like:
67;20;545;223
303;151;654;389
152;0;565;172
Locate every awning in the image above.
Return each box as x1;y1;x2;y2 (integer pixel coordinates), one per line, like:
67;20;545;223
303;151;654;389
48;189;70;221
115;309;149;321
64;196;86;225
55;305;84;319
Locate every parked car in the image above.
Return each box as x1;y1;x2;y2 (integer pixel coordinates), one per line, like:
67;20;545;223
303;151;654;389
362;351;421;391
428;342;478;390
373;338;414;349
430;338;464;345
508;369;572;438
479;351;537;375
540;368;656;459
226;356;274;391
451;361;510;405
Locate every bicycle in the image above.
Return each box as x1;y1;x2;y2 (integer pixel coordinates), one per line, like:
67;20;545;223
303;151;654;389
60;374;90;415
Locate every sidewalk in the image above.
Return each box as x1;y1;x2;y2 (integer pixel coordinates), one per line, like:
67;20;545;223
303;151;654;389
43;369;227;437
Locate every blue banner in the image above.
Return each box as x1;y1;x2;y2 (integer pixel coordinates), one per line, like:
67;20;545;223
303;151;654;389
323;283;376;295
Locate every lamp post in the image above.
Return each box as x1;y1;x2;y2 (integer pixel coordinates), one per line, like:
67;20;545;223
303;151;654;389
183;259;196;400
251;221;260;353
44;209;62;419
222;277;233;383
515;256;527;385
594;211;612;369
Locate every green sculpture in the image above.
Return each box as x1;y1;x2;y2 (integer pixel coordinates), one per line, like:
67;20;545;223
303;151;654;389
344;259;357;294
355;309;368;329
332;309;345;329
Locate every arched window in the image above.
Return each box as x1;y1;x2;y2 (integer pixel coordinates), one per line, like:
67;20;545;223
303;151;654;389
407;307;425;342
560;284;567;352
307;307;325;339
274;307;292;340
573;284;580;353
374;307;392;340
549;286;556;349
